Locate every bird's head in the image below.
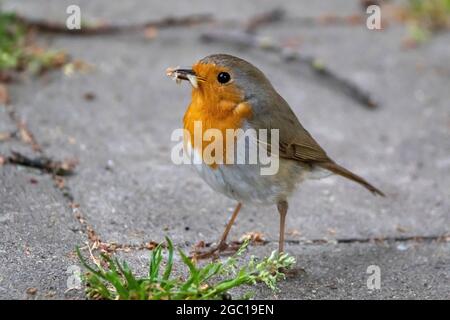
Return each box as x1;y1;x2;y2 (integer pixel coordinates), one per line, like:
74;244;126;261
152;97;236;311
167;54;276;116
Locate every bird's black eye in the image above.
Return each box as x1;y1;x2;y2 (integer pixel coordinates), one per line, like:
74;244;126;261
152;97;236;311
217;72;231;84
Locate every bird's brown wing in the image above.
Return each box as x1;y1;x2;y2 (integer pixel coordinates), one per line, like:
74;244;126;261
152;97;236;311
247;93;384;196
278;125;330;164
248;92;330;163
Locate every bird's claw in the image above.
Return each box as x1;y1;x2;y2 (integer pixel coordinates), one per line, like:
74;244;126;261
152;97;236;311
190;242;240;260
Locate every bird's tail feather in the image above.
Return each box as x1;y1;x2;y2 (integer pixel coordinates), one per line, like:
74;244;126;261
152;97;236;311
318;161;385;197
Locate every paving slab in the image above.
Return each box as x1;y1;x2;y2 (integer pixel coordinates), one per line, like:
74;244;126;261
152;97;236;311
246;241;450;299
0;166;84;299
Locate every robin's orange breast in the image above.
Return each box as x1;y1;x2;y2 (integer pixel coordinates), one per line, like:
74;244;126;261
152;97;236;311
183;83;253;167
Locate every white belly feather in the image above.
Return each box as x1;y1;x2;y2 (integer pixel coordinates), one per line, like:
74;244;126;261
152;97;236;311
185;139;311;206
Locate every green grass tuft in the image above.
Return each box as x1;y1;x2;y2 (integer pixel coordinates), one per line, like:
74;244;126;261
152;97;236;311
407;0;450;31
399;0;450;46
77;237;296;300
0;12;24;70
0;10;67;73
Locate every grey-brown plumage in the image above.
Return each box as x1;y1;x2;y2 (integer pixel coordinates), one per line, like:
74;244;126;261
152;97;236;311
204;54;384;196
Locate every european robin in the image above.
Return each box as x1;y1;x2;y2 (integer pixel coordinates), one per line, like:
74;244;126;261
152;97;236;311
167;54;384;258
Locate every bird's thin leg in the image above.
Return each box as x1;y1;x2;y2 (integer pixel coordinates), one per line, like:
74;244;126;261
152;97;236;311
217;202;242;249
277;200;288;253
277;200;304;276
192;202;242;259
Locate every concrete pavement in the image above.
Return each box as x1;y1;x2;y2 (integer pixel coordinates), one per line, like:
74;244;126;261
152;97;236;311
0;0;449;299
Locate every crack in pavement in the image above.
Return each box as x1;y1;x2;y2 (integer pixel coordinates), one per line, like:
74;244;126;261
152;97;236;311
319;235;450;244
82;233;450;255
197;234;450;249
1;103;98;247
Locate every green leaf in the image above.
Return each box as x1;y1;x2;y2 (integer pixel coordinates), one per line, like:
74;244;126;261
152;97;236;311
115;259;140;293
149;244;163;282
162;237;174;281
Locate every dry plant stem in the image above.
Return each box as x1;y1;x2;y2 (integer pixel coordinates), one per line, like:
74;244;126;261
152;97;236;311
200;30;378;109
17;8;283;36
244;8;285;33
15;14;214;36
6;151;76;176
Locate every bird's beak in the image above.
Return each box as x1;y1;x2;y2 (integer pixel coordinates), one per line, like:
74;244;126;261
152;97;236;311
166;67;198;88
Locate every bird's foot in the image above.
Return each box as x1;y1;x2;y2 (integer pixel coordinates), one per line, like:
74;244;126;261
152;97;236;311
190;241;240;260
278;266;306;278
